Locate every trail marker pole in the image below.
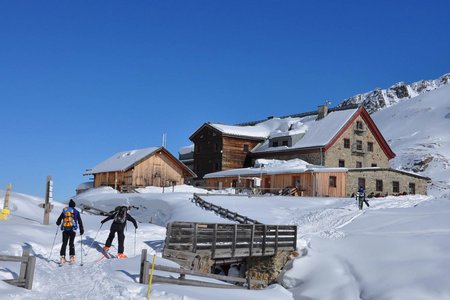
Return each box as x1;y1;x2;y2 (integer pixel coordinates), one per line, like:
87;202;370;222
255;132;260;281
0;184;12;220
40;176;54;225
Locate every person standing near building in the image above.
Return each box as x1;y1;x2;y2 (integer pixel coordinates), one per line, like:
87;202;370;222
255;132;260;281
101;206;138;258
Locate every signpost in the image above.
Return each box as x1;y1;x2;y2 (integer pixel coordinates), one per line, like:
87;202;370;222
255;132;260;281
39;176;54;225
0;184;12;220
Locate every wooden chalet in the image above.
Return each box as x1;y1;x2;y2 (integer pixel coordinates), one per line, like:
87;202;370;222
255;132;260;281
84;146;195;192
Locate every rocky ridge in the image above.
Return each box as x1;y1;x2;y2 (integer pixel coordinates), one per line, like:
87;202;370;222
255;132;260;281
339;73;450;113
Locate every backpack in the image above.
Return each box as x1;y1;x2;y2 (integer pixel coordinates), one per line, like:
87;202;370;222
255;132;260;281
61;207;78;231
114;206;128;224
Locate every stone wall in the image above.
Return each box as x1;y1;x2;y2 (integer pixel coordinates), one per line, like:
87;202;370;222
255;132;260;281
347;168;429;197
245;250;296;285
325;115;390;168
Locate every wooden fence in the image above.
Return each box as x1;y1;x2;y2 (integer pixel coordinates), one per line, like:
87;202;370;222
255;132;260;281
192;194;262;224
0;249;36;290
164;222;297;260
139;249;266;289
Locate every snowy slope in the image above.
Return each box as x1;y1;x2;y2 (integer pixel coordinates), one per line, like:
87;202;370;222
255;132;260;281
372;84;450;194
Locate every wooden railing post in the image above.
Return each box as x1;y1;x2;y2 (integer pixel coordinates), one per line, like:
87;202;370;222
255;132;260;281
24;256;35;290
212;224;217;258
139;249;147;283
19;249;30;282
192;223;198;252
249;225;254;256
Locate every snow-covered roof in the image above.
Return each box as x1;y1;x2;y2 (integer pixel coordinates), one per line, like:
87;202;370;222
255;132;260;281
202;108;358;152
179;144;194;155
84;147;160;175
204;158;347;178
253;108;358;152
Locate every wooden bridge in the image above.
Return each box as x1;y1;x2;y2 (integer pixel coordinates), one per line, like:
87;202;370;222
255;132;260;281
163;221;297;270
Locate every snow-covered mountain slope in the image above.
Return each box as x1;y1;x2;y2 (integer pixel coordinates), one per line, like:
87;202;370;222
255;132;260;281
339;73;450;113
371;84;450;194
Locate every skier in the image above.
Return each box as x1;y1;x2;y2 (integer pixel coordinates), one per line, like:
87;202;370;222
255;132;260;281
100;206;138;258
56;199;84;264
356;186;370;210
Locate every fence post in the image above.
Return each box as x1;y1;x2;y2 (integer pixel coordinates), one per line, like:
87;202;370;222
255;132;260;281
24;256;36;290
19;249;30;282
139;249;147;283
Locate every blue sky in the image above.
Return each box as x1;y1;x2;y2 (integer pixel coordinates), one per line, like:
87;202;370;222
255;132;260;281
1;0;449;202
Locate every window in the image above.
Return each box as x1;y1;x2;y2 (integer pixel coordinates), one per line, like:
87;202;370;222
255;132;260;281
371;163;377;167
392;181;400;193
272;141;279;147
282;140;289;146
356;140;363;151
409;183;416;194
367;142;374;152
214;162;220;171
329;176;337;188
215;143;219;152
243;144;249;152
358;178;366;189
339;160;345;167
356;121;364;130
344;138;350;148
376;180;383;192
356;161;362;168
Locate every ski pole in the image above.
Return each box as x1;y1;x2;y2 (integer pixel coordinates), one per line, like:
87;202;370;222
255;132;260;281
80;233;84;266
84;223;103;256
48;226;59;260
134;228;137;257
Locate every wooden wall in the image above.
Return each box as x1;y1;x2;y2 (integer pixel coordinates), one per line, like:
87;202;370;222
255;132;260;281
133;150;185;187
222;136;260;169
192;126;223;178
192;126;262;179
94;170;132;188
206;171;347;197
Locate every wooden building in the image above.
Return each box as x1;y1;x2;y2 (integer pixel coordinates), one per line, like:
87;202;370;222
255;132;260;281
84;146;195;191
204;159;430;197
204;159;348;197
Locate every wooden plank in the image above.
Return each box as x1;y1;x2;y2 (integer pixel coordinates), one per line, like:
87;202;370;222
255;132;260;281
212;224;217;258
24;256;35;290
151;275;244;289
0;255;28;262
19;249;30;281
249;225;254;256
193;223;198;252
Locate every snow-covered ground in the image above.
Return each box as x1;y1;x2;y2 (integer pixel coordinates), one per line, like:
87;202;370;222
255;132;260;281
1;78;450;299
1;185;449;300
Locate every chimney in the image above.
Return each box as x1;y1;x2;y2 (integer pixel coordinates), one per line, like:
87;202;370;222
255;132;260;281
317;104;329;120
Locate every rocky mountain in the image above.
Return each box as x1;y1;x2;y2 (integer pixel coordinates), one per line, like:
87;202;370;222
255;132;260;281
338;73;450;113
